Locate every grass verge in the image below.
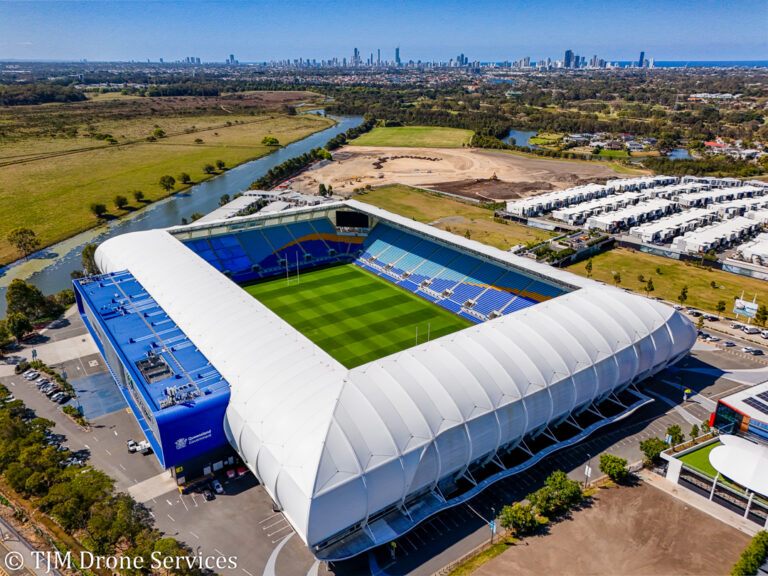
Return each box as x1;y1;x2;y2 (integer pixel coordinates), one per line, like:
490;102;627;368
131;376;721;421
350;126;473;147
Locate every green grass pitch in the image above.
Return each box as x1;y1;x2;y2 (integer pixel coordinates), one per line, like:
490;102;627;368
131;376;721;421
243;264;471;368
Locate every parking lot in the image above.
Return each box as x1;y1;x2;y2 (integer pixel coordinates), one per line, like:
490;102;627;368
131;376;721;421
2;310;767;576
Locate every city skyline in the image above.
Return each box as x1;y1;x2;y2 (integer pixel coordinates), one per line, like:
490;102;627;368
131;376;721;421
1;0;766;62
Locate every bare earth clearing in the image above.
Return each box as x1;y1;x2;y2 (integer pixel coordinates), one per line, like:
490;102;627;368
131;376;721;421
291;146;624;200
475;483;749;576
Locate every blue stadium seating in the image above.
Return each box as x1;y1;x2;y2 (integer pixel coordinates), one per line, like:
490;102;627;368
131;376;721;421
183;220;566;324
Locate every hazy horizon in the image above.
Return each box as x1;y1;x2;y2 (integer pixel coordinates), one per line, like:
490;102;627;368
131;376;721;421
1;0;767;63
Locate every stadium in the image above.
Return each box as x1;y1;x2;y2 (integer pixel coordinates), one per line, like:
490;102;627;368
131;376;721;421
73;199;696;560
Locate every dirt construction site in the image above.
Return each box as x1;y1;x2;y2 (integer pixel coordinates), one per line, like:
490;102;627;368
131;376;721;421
289;146;635;201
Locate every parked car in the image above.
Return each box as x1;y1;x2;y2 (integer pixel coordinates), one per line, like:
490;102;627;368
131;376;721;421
706;336;720;342
723;341;736;347
126;439;138;453
2;395;16;403
704;315;718;322
673;304;683;310
56;394;71;404
742;346;754;353
212;479;224;494
236;466;247;477
45;387;62;398
744;326;761;335
22;369;35;377
751;349;765;356
687;310;702;318
760;330;768;339
50;392;65;402
731;322;745;330
24;371;40;380
226;469;236;479
203;489;215;501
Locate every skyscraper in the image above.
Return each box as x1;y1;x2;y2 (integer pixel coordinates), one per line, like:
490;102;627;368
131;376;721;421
395;46;401;66
377;48;380;66
564;49;574;68
638;51;645;68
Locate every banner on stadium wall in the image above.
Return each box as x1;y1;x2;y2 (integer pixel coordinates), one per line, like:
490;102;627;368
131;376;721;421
733;298;758;318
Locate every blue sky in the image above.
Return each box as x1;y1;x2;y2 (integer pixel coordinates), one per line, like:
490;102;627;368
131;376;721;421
1;0;766;62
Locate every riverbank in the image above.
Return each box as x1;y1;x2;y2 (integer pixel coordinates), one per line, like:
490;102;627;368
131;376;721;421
0;115;363;317
0;113;335;266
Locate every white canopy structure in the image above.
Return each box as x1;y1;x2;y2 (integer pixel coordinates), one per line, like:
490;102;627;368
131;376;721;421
95;202;695;559
710;435;768;497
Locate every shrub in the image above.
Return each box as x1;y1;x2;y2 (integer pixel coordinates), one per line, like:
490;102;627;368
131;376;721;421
732;531;768;576
599;453;629;483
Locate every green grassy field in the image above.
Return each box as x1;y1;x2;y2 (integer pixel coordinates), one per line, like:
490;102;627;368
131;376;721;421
243;264;470;368
566;248;768;315
350;126;473;148
356;184;556;249
678;442;720;477
0;113;333;265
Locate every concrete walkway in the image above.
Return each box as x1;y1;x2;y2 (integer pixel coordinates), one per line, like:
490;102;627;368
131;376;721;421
639;469;760;537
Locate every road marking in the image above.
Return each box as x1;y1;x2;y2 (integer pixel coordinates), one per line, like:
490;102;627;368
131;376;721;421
191;494;198;507
166;499;173;506
167;514;175;522
259;514;279;524
114;430;118;436
243;569;255;576
267;524;291;537
84;444;90;449
264;533;294;575
119;464;126;471
189;531;200;539
262;517;286;530
305;562;319;576
214;548;224;556
105;448;111;455
180;496;189;511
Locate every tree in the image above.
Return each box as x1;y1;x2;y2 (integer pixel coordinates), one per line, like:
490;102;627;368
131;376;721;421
731;531;768;576
756;305;768;328
613;272;621;286
585;259;593;278
113;195;128;210
656;266;662;275
6;279;46;319
90;203;107;219
202;164;215;174
262;136;280;146
178;172;191;185
690;424;700;440
639;437;668;464
7;227;41;261
644;278;654;297
152;127;166;139
716;300;726;318
528;470;583;518
464;229;471;239
194;138;203;144
499;503;537;536
637;274;645;283
132;190;145;202
219;194;230;207
318;183;327;196
215;159;226;170
697;315;705;331
81;244;99;276
678;285;688;306
159;175;176;191
189;212;204;222
666;424;684;450
701;420;711;435
599;454;629;484
6;313;32;342
710;280;717;289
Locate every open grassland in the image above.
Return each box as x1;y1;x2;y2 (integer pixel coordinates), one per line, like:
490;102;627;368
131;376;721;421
244;264;469;368
0;113;333;265
566;248;768;314
350;126;473;148
355;184;556;249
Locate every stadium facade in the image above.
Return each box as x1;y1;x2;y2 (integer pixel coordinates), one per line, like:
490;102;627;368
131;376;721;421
74;199;695;559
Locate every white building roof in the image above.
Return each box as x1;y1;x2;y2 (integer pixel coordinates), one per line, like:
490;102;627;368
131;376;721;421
738;232;768;263
671;216;759;253
710;435;768;497
95;202;695;557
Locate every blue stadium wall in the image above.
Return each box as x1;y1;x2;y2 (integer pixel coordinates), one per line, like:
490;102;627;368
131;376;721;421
73;276;231;475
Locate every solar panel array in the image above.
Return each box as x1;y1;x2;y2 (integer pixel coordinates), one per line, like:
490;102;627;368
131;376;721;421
743;396;768;416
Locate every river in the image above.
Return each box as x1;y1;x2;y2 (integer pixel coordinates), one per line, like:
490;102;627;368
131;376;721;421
0;115;363;316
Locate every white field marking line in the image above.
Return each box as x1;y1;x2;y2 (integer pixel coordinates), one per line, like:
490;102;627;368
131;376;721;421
267;524;292;538
105;449;111;455
119;464;126;471
243;569;254;576
92;436;99;442
180;496;189;511
167;514;175;522
189;531;200;539
166;499;173;506
214;548;224;556
262;517;287;530
258;514;280;524
148;511;155;518
305;561;320;576
191;494;198;507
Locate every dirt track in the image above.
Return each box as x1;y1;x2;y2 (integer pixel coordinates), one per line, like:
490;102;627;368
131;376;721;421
289;146;628;200
475;483;749;576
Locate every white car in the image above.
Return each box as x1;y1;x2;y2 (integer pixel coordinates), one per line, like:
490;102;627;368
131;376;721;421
673;304;683;310
744;326;761;335
706;336;720;342
742;346;754;353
